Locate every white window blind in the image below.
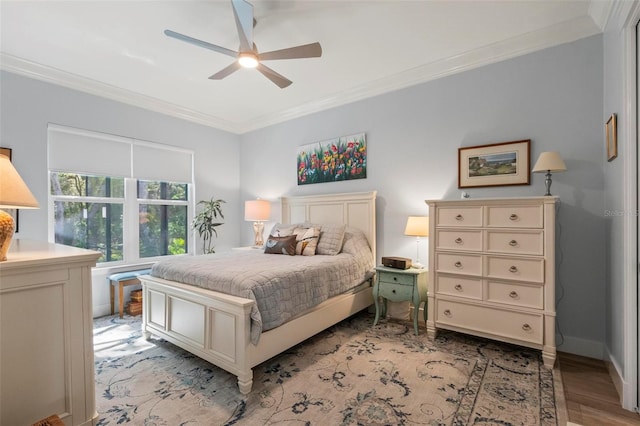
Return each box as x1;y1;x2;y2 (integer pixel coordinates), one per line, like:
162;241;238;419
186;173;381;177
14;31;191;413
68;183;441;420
47;124;193;183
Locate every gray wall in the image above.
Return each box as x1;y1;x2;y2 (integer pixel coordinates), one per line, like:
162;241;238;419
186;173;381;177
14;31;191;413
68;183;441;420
240;35;606;357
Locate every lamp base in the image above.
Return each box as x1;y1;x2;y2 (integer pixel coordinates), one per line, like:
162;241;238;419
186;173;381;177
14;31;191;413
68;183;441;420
252;221;265;247
0;209;16;261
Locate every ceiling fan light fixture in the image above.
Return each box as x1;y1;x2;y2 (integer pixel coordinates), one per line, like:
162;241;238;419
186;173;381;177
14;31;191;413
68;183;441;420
238;53;258;68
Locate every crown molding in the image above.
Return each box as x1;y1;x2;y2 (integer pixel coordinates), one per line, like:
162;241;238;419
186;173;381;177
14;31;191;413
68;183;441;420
1;13;600;135
588;0;614;30
0;53;242;134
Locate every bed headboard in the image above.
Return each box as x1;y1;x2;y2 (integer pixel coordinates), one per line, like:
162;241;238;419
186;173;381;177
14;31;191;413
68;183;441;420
281;191;377;261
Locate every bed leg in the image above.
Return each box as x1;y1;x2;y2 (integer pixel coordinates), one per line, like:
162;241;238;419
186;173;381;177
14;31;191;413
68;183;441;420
237;371;253;395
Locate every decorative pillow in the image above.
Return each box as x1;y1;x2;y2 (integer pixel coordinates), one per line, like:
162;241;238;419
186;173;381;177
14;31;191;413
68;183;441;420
264;235;297;255
268;223;299;237
293;226;321;256
316;224;346;255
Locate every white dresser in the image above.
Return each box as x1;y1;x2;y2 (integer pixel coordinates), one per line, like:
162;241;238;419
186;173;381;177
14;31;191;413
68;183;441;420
0;240;100;426
426;197;558;367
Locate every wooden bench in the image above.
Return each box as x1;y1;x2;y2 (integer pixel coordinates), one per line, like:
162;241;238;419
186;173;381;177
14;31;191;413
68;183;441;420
108;269;152;318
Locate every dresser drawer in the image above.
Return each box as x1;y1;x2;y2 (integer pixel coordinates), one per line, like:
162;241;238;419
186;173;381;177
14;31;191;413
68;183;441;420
485;230;543;255
436;230;482;252
486;281;543;309
436;274;482;300
486;256;544;283
436;300;543;345
436;206;482;227
486;205;543;228
378;271;415;286
436;253;482;276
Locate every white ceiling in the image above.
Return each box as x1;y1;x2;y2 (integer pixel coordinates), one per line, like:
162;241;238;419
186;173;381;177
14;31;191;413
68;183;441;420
0;1;607;134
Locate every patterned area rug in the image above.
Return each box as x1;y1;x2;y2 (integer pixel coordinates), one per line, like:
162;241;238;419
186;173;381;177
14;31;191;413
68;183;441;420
94;311;557;425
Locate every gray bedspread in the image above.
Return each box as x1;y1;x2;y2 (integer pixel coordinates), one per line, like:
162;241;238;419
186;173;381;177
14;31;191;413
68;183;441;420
150;228;374;344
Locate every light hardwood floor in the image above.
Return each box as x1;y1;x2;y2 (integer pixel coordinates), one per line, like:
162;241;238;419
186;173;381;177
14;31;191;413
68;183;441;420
559;352;640;425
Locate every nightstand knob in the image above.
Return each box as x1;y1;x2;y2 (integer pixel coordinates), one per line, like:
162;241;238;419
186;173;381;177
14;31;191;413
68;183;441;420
509;213;519;221
509;266;518;273
454;261;463;268
509;291;518;298
455;237;463;244
509;240;518;246
454;284;463;291
443;309;452;317
393;277;398;281
455;214;464;221
522;323;531;331
392;289;396;294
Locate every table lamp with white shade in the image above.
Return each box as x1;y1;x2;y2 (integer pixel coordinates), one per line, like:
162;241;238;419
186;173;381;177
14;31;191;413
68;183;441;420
532;151;567;196
0;153;39;261
245;199;271;248
404;216;429;269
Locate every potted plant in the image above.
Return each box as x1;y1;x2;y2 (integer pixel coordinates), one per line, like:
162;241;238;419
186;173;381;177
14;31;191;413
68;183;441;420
192;197;225;254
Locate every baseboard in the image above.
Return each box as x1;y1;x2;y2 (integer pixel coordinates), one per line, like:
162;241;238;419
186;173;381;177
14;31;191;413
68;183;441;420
605;355;624;405
556;334;605;359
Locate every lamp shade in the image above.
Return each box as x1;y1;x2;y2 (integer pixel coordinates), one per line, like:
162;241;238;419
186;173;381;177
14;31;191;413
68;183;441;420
244;199;271;221
532;152;567;173
0;154;39;208
404;216;429;237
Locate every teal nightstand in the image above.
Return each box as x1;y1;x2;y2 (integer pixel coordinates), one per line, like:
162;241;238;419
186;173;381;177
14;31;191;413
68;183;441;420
373;266;429;335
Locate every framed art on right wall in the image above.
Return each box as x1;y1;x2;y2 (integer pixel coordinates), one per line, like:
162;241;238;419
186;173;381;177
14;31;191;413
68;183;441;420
606;113;617;162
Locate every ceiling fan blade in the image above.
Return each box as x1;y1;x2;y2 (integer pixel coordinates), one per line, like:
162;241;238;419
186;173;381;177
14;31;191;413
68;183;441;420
259;42;322;61
209;62;242;80
256;63;292;88
164;29;238;58
231;0;254;52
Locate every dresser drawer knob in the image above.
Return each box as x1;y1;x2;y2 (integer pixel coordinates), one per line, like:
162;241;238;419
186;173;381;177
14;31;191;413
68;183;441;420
455;284;463;291
509;266;518;273
509;240;518;247
443;309;452;317
509;291;518;298
454;261;463;268
455;237;463;244
522;323;531;331
455;214;464;221
509;214;519;221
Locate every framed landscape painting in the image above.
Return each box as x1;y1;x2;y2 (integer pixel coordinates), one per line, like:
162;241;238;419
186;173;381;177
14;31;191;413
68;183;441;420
458;140;530;188
297;133;367;185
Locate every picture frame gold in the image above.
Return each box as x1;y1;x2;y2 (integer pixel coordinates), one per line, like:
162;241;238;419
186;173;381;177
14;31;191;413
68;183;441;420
0;147;19;232
458;140;531;188
606;113;617;162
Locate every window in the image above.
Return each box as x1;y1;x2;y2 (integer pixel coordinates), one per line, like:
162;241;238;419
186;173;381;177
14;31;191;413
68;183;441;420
51;173;125;263
138;180;188;257
47;124;194;265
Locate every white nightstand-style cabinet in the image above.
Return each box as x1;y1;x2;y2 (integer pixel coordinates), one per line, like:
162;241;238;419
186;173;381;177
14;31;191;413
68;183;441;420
426;197;558;367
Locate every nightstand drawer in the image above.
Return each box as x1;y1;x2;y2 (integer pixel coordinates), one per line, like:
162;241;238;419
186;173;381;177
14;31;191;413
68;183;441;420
436;230;482;252
378;271;415;286
486;256;544;283
487;281;543;309
486;205;543;228
436;300;543;344
436;275;482;300
378;283;415;301
485;230;543;255
436;253;482;276
436;206;482;227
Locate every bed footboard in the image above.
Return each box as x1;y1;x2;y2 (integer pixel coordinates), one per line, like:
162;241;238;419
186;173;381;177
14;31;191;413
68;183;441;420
139;274;256;393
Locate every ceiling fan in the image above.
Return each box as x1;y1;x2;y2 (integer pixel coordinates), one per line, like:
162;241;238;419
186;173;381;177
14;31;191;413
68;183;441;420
165;0;322;88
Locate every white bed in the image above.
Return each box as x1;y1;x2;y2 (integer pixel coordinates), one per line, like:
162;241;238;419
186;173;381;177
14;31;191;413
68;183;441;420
139;191;377;394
